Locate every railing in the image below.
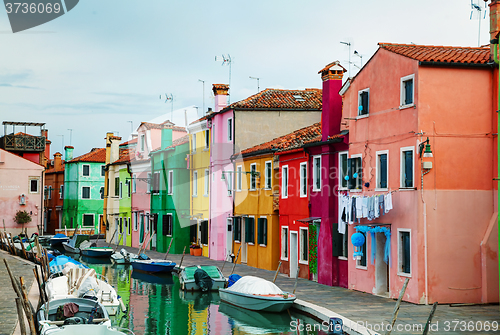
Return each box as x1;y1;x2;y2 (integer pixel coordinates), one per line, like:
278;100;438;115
1;134;45;152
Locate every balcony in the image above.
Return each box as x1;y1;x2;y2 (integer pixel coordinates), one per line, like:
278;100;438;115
1;134;45;152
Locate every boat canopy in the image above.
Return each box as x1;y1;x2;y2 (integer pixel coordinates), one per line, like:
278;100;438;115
226;276;283;295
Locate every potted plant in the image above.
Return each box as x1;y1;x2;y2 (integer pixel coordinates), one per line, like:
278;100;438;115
14;210;31;235
190;241;202;256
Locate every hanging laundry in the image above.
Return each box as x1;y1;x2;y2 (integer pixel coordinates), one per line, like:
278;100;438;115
356;197;363;221
374;195;380;218
385;192;393;213
379;194;385;215
362;197;369;218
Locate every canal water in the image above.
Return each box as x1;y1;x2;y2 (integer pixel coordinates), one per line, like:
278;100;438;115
79;256;327;335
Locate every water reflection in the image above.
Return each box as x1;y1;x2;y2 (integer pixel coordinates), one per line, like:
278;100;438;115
79;259;326;335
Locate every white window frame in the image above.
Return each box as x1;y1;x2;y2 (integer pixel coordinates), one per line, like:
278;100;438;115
82;186;91;199
82;164;90;176
132;174;137;193
133;212;138;231
264;161;272;190
338;151;349;190
168;170;173;195
312;155;321;192
59;185;64;199
400;74;415;109
192;134;197;152
258;216;268;247
400;146;415;189
299;227;309;264
376;150;389;191
227;118;233;142
204;169;209;196
82;213;94;228
119;182;123;199
193;171;198;197
226;170;233;196
281;165;289;199
250;163;257;191
355;231;368;270
397;228;412;277
247;215;255;245
299;162;307;198
281;226;289;261
29;177;39;194
357;88;370;118
166;213;173;237
236;165;242;191
350;153;363;192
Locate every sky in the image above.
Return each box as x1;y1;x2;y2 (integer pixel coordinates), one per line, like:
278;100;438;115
0;0;493;156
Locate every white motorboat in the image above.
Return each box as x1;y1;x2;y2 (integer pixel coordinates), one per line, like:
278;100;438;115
111;248;138;264
62;234;90;254
46;267;121;316
218;276;296;312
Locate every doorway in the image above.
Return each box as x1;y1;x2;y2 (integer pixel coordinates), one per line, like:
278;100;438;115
375;232;389;295
226;218;233;260
290;231;298;279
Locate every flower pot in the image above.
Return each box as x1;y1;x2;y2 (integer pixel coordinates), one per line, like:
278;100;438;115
190;248;194;256
193;248;202;256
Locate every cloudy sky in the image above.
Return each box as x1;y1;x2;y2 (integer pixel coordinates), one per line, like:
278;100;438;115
0;0;492;156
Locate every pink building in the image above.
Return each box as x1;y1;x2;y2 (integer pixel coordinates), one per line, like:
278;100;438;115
341;43;498;304
0;148;44;235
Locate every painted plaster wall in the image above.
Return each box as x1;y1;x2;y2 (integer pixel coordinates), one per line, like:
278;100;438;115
0;149;43;235
131;159;151;248
233;154;280;271
107;163;121;244
277;150;311;279
235;110;321;152
119;166;132;247
44;170;64;234
63;161;104;231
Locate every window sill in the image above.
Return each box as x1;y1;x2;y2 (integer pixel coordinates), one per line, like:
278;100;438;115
399;104;415;110
375;188;388;192
259;244;267;248
280;257;288;261
264;188;272;191
356;114;369;120
356;265;368;270
192;195;198;198
235;241;241;244
203;194;209;197
399;187;416;191
203;148;209;152
349;189;362;193
312;188;321;193
397;271;412;278
299;260;309;265
338;256;348;261
248;242;255;246
249;188;257;192
299;194;307;198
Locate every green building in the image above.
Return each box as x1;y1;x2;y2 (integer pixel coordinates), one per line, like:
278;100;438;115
62;146;105;231
150;129;191;254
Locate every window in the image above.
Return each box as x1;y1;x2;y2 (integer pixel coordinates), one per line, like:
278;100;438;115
192;134;197;152
167;170;173;195
100;187;104;199
193;171;198;196
300;162;307;197
250;163;257;191
128;217;131;235
376;151;388;190
101;165;105;177
245;217;255;244
401;147;414;188
312;155;321;191
356;232;367;268
29;178;39;193
401;74;414;107
119;182;123;199
119;218;123;233
134;212;138;231
200;220;209;245
127;180;131;197
358;88;369;116
236;166;242;191
83;214;94;227
132;174;137;193
264;161;272;190
299;228;308;263
342;228;349;258
59;185;64;199
140;134;145;151
281;166;288;198
152;172;160;194
227;118;233;142
114;177;119;197
339;152;348;190
146;173;151;194
204;169;209;196
257;218;267;245
348;156;362;190
205;130;210;149
281;227;289;260
82;165;90;176
233;217;241;242
398;230;411;276
82;186;90;199
226;171;232;196
47;186;52;200
44;186;47;200
162;214;173;236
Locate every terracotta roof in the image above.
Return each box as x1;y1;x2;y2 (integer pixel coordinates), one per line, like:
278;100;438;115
220;88;322;113
189;114;210;125
378;43;490;64
69;147;130;164
45;163;65;174
138;121;187;132
213;84;229;90
111;149;134;164
150;135;190;153
120;138;137;146
318;61;347;74
240;123;322;156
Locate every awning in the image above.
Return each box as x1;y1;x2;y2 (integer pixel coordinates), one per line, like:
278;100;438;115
297;217;321;222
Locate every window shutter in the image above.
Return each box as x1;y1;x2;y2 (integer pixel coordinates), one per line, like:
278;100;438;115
380;154;387;188
405;151;413;187
245;218;250;243
347;158;354;189
332;223;342;257
263;219;267;245
257;218;262;244
403;233;411;273
162;215;168;236
405;80;413;105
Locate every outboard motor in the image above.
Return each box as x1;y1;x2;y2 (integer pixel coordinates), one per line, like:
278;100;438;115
194;268;213;292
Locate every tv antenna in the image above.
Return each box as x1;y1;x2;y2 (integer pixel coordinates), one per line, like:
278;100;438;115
215;54;232;103
249;76;260;92
160;93;174;122
470;0;487;47
340;41;351;78
354;50;363;67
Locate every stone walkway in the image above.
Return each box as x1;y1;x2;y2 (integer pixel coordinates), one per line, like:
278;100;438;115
107;242;500;335
0;250;35;335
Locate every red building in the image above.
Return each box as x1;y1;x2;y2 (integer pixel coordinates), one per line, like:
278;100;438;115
44;152;65;234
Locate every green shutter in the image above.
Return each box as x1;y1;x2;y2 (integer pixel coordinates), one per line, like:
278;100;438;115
245;218;250;243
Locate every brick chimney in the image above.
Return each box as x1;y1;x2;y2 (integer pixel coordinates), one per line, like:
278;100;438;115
41;129;50;161
64;146;74;161
318;61;346;141
490;1;500;56
212;84;229;113
53;152;62;171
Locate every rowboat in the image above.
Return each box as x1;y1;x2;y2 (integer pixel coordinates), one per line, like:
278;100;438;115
36;297;130;335
219;301;293;332
50;234;69;247
46;268;121;316
130;259;176;273
179;265;226;291
81;247;114;258
218;276;296;312
63;234;90;254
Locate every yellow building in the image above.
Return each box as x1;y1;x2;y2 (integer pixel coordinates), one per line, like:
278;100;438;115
232;148;280;271
187;115;211;257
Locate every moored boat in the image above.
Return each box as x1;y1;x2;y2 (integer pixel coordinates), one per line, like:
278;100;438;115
218;276;296;313
81;247;114;258
49;255;88;275
130;259;176;273
62;234;90;254
111;248;138;264
179;265;226;291
50;234;69;247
